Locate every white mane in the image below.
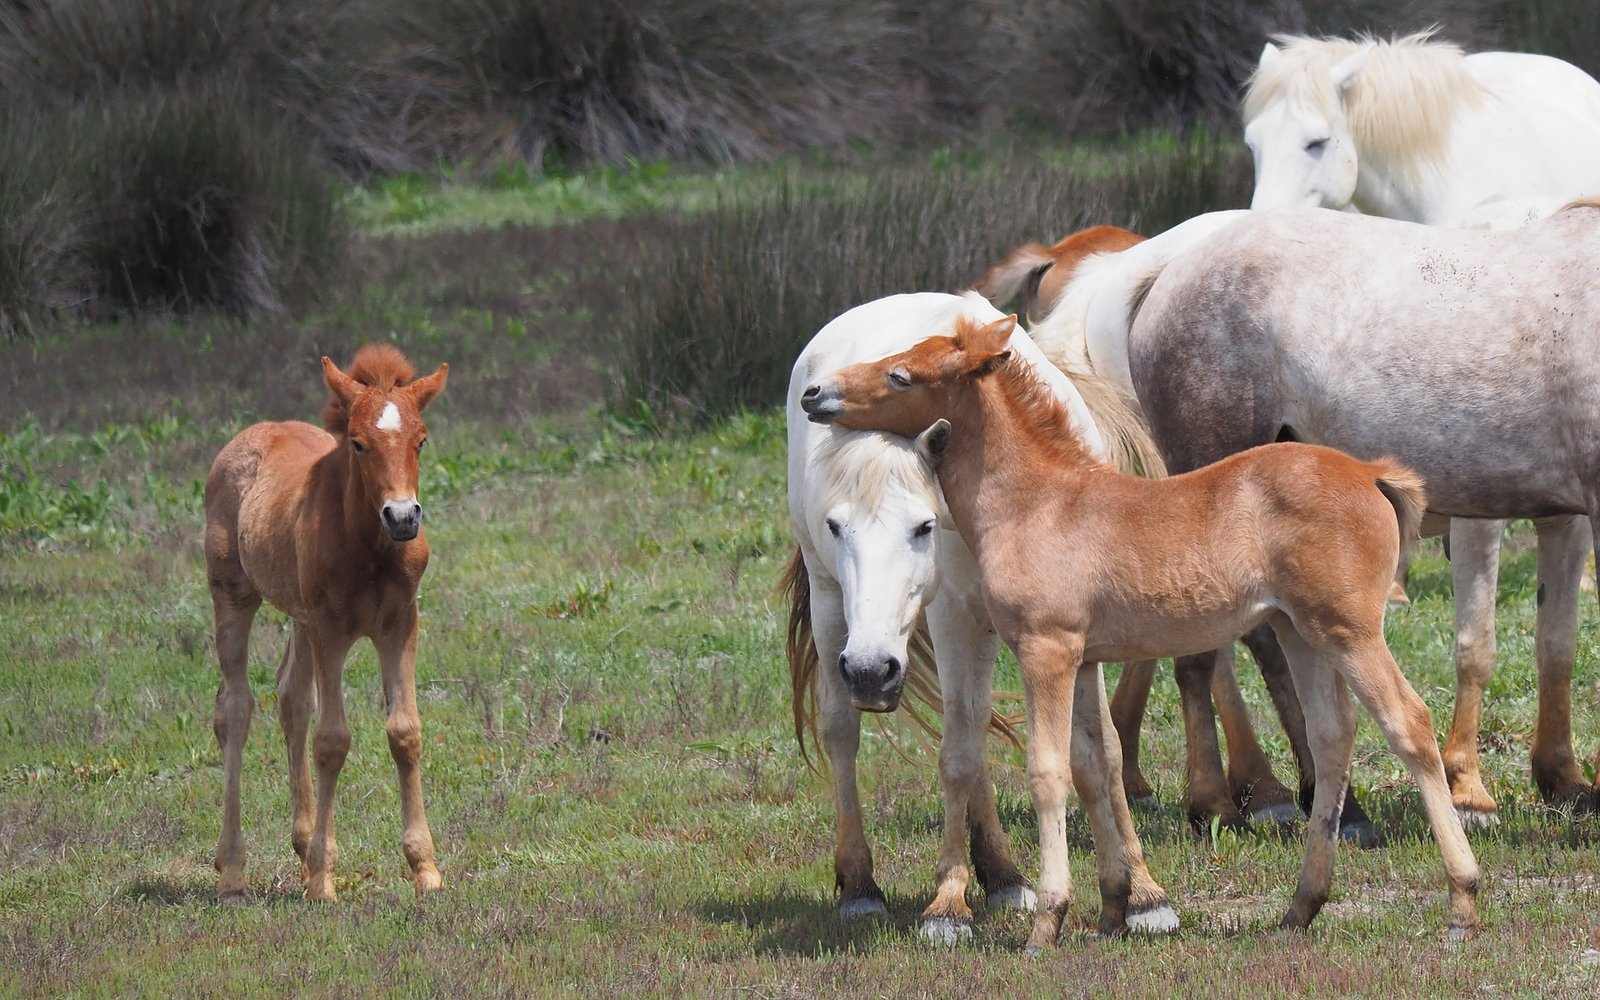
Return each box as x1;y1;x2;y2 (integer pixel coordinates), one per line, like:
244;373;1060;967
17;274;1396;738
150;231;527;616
814;429;943;520
1243;30;1487;186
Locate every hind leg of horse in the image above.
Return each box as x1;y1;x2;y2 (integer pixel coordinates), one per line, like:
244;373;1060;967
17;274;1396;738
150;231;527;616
1441;518;1503;822
1073;663;1176;936
1016;629;1084;954
209;578;260;899
276;624;316;879
377;609;443;895
304;629;356;902
810;582;882;919
1108;660;1158;805
1208;642;1298;826
1530;516;1592;809
1173;650;1246;831
1240;625;1377;847
1265;617;1355;931
1388;548;1413;606
1333;633;1480;937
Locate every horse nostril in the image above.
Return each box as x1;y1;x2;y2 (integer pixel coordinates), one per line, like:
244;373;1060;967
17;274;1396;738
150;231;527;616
837;652;850;680
883;656;901;682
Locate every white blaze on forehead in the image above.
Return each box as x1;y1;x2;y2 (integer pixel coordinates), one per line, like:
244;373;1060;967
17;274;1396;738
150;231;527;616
375;402;402;432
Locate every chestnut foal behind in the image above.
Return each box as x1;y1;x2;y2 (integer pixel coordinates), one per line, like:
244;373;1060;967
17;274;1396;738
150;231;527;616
206;344;448;901
801;315;1479;948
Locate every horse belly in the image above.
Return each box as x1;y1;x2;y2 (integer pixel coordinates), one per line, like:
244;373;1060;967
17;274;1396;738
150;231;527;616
1083;599;1274;664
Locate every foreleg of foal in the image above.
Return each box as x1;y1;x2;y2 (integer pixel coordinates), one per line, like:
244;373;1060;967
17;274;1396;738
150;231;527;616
1441;517;1503;822
921;594;1034;944
210;586;260;899
1107;660;1158;805
1071;664;1176;936
1016;629;1084;954
376;609;443;895
810;581;884;919
1529;515;1592;808
303;629;356;902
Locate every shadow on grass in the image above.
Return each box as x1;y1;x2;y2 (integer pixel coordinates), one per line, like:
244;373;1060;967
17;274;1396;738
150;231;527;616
120;877;307;907
695;888;959;956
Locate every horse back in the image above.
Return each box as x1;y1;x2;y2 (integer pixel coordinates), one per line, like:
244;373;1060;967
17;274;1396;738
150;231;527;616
205;420;336;616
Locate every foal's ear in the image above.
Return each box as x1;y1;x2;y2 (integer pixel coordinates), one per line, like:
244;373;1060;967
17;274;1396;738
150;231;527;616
407;363;450;411
915;419;951;463
322;356;362;407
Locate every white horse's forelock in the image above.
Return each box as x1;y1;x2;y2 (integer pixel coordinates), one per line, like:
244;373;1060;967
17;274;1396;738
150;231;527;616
815;429;943;522
1244;30;1485;185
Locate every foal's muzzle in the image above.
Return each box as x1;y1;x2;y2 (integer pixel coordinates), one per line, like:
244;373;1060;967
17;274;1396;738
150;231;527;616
800;382;841;424
839;650;905;713
381;499;423;541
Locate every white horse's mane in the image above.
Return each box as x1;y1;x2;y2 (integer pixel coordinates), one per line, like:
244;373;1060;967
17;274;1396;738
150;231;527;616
1243;30;1487;186
815;429;943;519
1026;250;1124;373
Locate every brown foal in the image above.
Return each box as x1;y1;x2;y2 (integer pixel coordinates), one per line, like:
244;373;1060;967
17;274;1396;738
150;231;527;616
801;314;1479;949
205;344;448;901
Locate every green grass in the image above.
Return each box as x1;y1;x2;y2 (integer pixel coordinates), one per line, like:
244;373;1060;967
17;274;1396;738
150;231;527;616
6;147;1600;997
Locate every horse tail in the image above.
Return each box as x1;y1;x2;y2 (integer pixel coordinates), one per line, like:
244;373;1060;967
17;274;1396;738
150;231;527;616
781;545;1024;777
970;242;1056;318
1372;459;1427;558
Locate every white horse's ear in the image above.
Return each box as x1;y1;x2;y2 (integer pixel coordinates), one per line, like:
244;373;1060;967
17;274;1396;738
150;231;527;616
1259;41;1281;68
1330;44;1373;91
915;419;951;463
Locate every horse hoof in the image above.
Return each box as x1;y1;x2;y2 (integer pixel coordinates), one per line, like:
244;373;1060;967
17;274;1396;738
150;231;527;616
987;884;1037;913
1127;902;1180;936
413;868;444;896
1247;801;1301;827
1455;807;1500;830
1128;793;1159;811
918;916;973;947
218;888;249;904
1339;819;1382;850
838;895;888;922
1446;924;1476;943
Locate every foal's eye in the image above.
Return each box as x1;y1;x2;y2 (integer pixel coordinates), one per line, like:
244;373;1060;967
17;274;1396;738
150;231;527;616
350;439;367;454
888;369;911;389
826;518;841;538
1305;137;1329;154
416;437;427;453
912;520;935;539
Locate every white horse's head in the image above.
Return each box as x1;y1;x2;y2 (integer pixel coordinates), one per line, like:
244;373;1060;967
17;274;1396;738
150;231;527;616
810;426;949;713
1243;39;1371;212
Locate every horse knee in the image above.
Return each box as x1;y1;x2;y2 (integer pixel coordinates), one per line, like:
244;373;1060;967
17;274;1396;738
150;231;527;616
313;727;351;770
387;715;423;763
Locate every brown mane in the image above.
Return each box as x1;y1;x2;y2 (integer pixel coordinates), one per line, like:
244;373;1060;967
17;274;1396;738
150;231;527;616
322;343;419;435
951;316;1106;473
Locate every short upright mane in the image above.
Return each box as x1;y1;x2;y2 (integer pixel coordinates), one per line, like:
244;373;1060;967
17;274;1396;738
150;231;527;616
1243;31;1485;183
322;343;418;435
952;316;1106;472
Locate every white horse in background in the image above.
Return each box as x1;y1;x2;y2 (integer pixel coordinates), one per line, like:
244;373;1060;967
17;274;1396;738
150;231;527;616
1242;30;1600;224
1243;31;1600;823
784;291;1177;943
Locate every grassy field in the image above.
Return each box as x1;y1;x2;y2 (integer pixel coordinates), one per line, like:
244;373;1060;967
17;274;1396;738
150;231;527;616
5;164;1600;999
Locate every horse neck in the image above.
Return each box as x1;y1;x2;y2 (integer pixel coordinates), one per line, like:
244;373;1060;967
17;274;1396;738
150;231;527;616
935;360;1100;553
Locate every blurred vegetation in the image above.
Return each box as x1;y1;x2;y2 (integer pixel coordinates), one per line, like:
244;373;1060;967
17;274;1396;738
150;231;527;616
0;0;1593;334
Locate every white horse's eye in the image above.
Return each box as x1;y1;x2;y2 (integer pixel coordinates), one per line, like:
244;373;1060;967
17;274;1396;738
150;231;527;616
888;369;911;389
912;520;935;539
1305;137;1329;154
826;518;841;537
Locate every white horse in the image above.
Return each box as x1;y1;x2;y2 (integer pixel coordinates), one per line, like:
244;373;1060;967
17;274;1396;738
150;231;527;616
784;291;1178;943
1242;31;1600;224
1243;31;1600;823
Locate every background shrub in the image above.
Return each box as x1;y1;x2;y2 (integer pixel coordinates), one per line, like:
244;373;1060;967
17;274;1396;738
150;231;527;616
76;90;345;318
613;136;1252;423
0;106;88;339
